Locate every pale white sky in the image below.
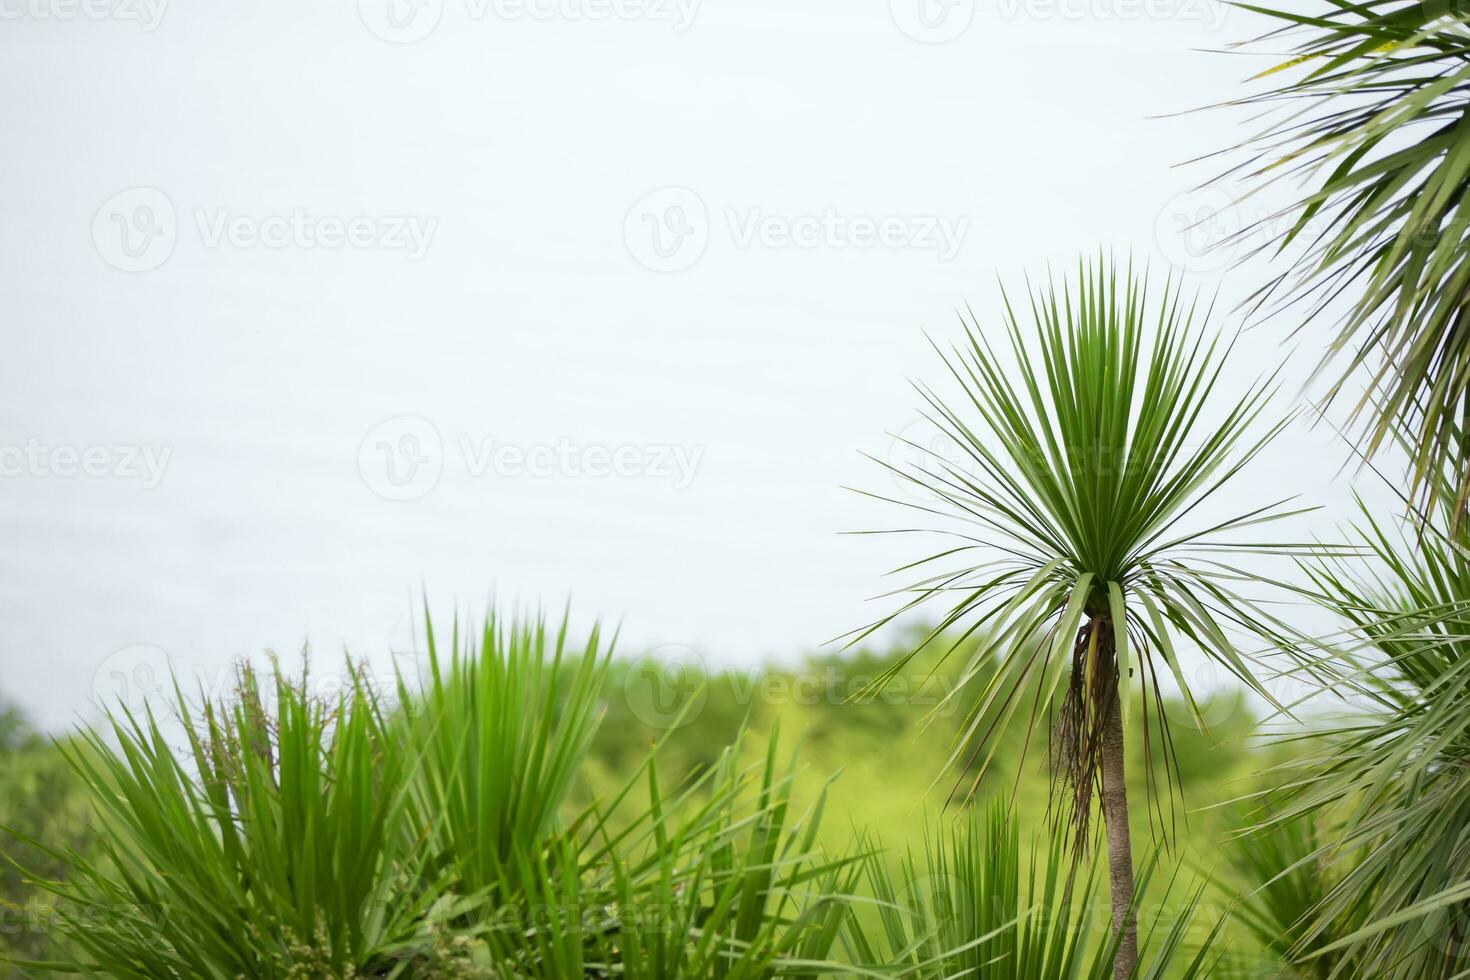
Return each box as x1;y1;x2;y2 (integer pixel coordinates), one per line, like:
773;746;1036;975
0;0;1383;729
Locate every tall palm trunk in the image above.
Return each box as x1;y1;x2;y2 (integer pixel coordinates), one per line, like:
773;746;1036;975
1100;669;1137;978
1061;619;1138;977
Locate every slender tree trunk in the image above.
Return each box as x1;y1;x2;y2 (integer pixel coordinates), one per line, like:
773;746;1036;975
1100;675;1137;979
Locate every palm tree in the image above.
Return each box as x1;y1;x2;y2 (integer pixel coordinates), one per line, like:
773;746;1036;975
850;258;1317;977
1214;2;1470;520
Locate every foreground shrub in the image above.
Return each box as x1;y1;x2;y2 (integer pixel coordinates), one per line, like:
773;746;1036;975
13;663;467;977
10;613;861;978
845;802;1221;979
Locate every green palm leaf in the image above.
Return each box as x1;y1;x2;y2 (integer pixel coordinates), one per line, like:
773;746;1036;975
1245;448;1470;977
1213;0;1470;518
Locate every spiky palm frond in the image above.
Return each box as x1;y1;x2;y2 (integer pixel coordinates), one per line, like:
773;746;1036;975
1214;1;1470;518
1248;470;1470;978
850;257;1319;838
1219;811;1367;979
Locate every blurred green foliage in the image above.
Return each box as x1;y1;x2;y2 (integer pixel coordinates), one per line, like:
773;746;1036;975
0;706;92;974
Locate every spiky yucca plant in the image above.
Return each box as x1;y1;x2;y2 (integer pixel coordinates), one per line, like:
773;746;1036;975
1215;1;1470;518
854;258;1317;977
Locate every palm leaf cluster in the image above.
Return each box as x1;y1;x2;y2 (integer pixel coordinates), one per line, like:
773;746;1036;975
853;258;1311;836
1245;468;1470;977
1217;0;1470;517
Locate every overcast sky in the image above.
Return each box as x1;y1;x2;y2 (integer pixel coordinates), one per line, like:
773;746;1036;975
0;0;1385;730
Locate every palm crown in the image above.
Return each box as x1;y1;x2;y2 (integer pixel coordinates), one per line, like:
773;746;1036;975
859;259;1308;775
853;258;1323;976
